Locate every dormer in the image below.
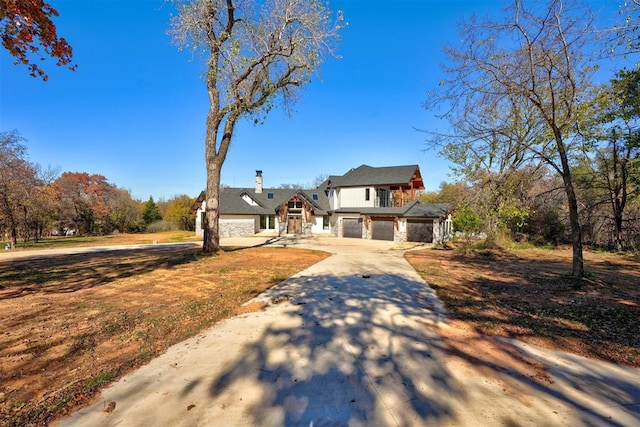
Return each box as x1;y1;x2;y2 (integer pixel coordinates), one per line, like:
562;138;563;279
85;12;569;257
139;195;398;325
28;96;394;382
241;192;260;206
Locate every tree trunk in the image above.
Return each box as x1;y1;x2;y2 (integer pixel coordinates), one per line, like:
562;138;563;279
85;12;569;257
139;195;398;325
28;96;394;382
564;178;584;277
613;202;624;251
1;194;18;246
203;159;221;254
555;132;584;277
202;106;239;254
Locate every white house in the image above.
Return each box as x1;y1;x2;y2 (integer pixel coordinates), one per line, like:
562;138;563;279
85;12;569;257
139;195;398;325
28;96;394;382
192;165;453;244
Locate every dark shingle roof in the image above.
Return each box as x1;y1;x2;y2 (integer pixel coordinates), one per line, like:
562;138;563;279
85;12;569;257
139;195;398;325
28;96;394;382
356;207;409;216
335;201;453;218
326;164;421;188
193;188;450;219
197;187;330;216
403;202;453;218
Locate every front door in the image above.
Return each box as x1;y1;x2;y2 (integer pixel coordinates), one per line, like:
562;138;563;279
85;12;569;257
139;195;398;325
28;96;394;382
288;215;302;234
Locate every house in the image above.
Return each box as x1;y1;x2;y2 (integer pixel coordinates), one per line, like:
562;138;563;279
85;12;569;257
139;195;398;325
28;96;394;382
191;165;453;244
191;171;332;238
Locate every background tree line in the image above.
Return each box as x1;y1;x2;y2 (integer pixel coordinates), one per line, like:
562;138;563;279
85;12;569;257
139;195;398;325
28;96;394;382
423;0;640;265
422;66;640;250
0;131;195;245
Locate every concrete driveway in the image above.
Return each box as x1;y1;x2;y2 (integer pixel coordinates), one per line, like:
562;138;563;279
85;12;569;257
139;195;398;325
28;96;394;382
57;236;640;426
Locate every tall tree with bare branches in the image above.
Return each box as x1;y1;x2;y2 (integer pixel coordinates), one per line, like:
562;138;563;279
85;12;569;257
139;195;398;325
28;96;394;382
170;0;343;253
428;0;598;277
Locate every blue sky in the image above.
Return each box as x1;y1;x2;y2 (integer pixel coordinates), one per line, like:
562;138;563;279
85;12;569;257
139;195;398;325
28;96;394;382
0;0;625;201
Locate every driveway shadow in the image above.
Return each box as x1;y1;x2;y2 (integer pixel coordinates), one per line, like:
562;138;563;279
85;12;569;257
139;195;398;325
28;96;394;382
57;243;640;427
203;268;640;426
205;270;459;426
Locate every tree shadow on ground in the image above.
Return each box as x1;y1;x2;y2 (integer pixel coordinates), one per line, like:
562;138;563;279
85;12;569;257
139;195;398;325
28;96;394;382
406;249;640;425
220;236;309;252
51;244;640;426
202;266;640;426
0;245;200;299
205;271;459;426
407;248;640;367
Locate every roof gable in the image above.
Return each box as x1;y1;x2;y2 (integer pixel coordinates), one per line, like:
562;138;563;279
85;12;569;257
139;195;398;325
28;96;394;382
194;187;331;215
326;164;424;189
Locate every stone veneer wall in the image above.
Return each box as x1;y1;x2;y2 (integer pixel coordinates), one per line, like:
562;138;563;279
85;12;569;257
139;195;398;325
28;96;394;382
219;220;255;238
303;223;313;235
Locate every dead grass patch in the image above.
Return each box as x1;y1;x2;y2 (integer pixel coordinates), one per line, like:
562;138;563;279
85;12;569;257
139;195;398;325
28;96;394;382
0;244;329;426
406;246;640;370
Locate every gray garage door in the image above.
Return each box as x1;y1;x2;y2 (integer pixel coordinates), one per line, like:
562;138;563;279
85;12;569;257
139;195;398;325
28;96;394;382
343;218;362;238
407;220;434;243
372;219;394;241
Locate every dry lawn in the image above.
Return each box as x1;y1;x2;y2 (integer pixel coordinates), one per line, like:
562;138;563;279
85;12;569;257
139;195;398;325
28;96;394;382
406;245;640;371
0;240;329;426
3;234;639;426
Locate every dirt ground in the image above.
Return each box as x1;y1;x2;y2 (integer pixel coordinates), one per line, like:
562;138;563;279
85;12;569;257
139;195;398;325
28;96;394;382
2;238;638;426
405;245;640;384
0;244;329;426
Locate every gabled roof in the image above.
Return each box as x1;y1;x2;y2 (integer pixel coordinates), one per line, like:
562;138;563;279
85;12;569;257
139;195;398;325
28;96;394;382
191;188;330;216
325;164;424;188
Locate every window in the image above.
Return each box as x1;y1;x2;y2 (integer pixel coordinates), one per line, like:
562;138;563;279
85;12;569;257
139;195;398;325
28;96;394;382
375;188;389;207
323;215;330;230
260;215;276;230
200;212;206;227
312;193;318;200
365;188;370;201
288;201;303;209
267;192;274;199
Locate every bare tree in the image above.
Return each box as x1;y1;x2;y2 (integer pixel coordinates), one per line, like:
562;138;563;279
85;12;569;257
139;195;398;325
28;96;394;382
425;81;545;241
312;173;328;188
170;0;343;253
428;0;598;277
607;0;640;56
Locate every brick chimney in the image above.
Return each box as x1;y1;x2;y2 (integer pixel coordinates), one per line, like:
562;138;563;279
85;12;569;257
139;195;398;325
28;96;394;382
255;170;263;194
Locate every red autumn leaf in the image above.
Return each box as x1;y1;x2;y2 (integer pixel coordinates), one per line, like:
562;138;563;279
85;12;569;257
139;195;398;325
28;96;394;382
1;0;76;80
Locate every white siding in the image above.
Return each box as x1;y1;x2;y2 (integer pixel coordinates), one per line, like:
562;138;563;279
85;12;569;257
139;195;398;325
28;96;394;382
195;202;206;235
339;187;375;208
309;215;332;234
328;188;340;210
221;215;258;226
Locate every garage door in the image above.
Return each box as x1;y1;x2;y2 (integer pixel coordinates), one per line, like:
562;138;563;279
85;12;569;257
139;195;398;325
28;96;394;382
407;220;434;243
372;219;394;241
343;218;362;238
